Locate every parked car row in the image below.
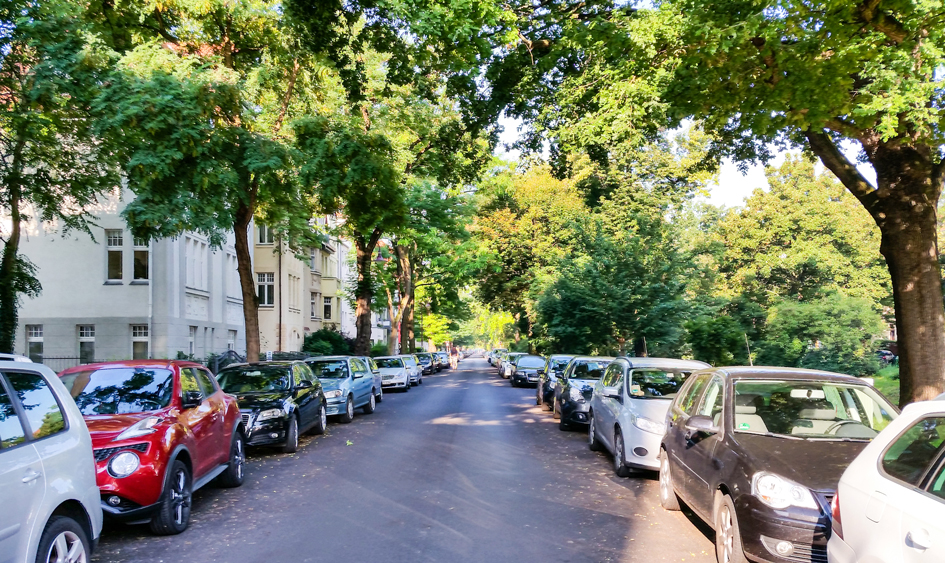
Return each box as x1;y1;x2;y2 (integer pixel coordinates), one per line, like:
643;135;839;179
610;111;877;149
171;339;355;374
499;351;943;563
1;350;443;563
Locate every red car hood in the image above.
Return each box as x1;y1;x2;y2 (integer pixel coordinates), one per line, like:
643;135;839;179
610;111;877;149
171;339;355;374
84;413;161;446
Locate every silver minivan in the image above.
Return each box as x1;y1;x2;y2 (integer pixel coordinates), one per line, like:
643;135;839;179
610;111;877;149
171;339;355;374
0;361;102;563
588;357;710;477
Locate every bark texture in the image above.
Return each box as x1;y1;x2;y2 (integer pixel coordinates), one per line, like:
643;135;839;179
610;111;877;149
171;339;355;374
0;177;22;354
234;201;261;362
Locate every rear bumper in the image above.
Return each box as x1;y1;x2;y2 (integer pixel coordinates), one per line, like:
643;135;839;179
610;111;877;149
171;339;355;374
826;535;855;563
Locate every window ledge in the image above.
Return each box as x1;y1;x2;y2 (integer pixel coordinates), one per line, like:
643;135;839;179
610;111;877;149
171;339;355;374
185;287;210;297
104;280;123;285
258;304;275;309
130;280;150;285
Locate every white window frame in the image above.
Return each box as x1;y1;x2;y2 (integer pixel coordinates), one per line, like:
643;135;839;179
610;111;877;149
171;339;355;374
257;272;275;306
106;229;123;282
133;237;149;281
324;297;333;320
189;326;197;356
258;224;274;245
131;324;149;359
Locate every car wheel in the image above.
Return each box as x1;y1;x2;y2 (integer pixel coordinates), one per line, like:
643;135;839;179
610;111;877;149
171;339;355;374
149;459;192;535
510;377;518;387
216;429;245;487
418;375;423;385
36;515;90;563
588;414;603;451
362;392;376;414
659;449;681;511
376;386;383;403
553;397;561;420
715;494;748;563
613;429;631;477
309;402;327;435
282;416;300;454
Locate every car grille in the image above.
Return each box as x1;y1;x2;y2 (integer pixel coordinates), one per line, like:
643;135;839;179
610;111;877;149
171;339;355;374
94;442;148;462
783;543;828;563
241;411;254;427
382;375;395;380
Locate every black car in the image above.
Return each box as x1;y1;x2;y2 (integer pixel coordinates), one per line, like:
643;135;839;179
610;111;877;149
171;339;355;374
510;354;546;387
537;354;575;408
216;361;327;454
415;353;436;375
553;356;614;430
659;366;898;563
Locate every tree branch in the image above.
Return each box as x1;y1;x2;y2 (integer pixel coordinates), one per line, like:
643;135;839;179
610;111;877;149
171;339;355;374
805;129;877;211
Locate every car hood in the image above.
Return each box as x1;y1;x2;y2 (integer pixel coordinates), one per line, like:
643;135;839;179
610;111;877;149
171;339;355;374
379;368;405;375
84;412;165;445
624;397;672;420
734;433;869;492
233;392;290;410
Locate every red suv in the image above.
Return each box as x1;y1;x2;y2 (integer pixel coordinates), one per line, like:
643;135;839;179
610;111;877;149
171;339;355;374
59;360;244;535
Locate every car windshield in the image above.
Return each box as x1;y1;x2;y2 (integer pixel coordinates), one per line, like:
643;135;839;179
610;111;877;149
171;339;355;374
518;356;545;368
61;367;174;415
306;360;349;379
217;365;291;393
402;357;417;366
733;380;897;440
570;361;611;380
550;358;572;371
375;358;404;369
628;369;693;399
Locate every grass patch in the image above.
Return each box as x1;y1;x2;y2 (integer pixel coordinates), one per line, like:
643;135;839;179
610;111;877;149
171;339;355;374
870;365;900;405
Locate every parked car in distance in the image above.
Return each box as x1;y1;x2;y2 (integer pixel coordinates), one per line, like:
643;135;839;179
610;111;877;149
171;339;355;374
375;356;411;391
400;355;422;385
488;348;508;366
588;357;710;477
537;354;576;408
216;361;326;454
354;356;384;404
305;356;378;422
659;366;898;563
828;398;945;563
415;353;436;375
1;362;103;563
435;351;450;370
59;360;245;535
501;352;527;378
510;354;546;387
554;357;614;430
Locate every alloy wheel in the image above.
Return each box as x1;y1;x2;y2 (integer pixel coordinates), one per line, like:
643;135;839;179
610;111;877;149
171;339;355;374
44;531;86;563
718;504;735;563
320;405;327;430
234;435;244;481
614;437;624;472
346;397;354;419
660;457;671;500
588;417;596;445
170;468;191;526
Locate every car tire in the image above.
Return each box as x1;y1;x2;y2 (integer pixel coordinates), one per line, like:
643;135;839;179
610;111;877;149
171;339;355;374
418;375;423;385
150;459;192;535
613;428;631;477
510;378;517;387
339;395;355;423
35;515;90;563
715;494;749;563
588;414;603;451
659;449;681;511
216;429;245;487
309;402;327;435
362;392;376;414
553;397;561;420
282;416;300;454
376;386;383;403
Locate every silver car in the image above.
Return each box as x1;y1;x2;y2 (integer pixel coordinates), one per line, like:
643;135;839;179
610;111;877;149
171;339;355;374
375;356;411;390
0;362;102;563
398;355;423;385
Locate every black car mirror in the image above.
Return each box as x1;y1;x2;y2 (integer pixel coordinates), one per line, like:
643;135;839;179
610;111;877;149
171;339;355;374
296;380;313;389
685;414;719;436
181;391;202;409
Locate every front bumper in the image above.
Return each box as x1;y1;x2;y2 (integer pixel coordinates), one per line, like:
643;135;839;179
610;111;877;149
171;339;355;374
326;397;348;416
620;425;662;471
382;376;410;388
512;371;539;385
245;419;288;446
100;495;161;523
560;399;591;425
736;495;829;563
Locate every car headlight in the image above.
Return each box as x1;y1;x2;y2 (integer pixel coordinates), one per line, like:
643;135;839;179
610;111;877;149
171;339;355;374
114;416;162;441
324;389;343;399
751;472;819;510
257;408;284;421
108;451;140;478
633;415;666;435
569;387;585;403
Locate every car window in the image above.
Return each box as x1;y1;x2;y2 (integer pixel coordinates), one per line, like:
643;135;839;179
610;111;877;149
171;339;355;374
927;457;945;501
518;356;545;368
192;368;218;396
601;364;621;387
306;359;349;379
4;371;66;440
882;417;945;485
62;367;174;415
292;365;306;386
298;363;316;382
217;365;292;393
570;361;611;380
376;358;404;369
697;377;725;425
628;369;693;399
677;373;712;416
179;368;203;399
351;359;367;374
0;379;27;449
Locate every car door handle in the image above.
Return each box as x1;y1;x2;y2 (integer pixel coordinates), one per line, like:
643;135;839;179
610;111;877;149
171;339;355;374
22;469;41;483
907;528;932;550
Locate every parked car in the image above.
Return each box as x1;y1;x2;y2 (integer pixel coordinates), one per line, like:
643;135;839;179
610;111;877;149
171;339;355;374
59;360;245;535
1;361;102;563
435;351;450;370
0;352;32;362
400;354;422;385
658;366;898;563
501;352;527;378
216;361;327;454
588;357;710;477
354;356;384;404
415;352;436;375
488;348;508;366
510;354;546;387
304;356;378;422
537;354;576;408
876;349;896;366
375;356;411;391
828;398;945;563
554;356;614;430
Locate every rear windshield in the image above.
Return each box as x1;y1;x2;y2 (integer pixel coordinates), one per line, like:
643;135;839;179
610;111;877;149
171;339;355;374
375;358;404;368
305;360;349;379
570;361;611;380
628;369;693;399
61;367;174;415
217;365;291;393
518;356;545;368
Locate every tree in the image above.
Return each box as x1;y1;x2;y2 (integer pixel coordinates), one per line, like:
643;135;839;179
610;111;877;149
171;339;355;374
0;0;121;352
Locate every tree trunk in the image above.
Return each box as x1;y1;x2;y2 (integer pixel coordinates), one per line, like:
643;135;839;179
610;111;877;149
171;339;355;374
0;178;23;354
395;243;414;354
353;232;380;356
234;201;261;362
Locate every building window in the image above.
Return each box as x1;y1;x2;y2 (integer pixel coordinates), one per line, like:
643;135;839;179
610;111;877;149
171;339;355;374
228;330;237;351
78;325;95;364
131;324;149;359
258;224;274;245
226;253;241;299
185;235;208;291
257;272;274;306
311;292;318;319
106;229;123;281
324;297;332;320
310;248;319;272
133;238;149;281
26;324;43;363
322;254;330;276
189;326;197;356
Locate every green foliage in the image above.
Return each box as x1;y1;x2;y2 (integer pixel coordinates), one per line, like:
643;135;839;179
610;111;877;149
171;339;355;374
369;343;389;357
685;315;749;367
303;328;354;355
419;314;453;348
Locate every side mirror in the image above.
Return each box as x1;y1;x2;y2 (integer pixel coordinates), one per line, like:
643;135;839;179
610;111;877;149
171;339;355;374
685;414;719;436
181;391;202;409
296;380;313;389
354;371;364;379
603;386;623;402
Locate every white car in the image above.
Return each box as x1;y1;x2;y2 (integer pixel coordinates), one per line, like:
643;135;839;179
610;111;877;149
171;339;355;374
0;362;102;563
0;352;32;362
375;356;412;390
588;357;709;475
398;355;422;385
828;398;943;563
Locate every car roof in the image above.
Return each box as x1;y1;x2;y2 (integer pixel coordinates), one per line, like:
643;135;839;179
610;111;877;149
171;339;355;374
306;355;351;360
619;357;711;370
570;356;616;361
549;354;576;359
58;359;203;374
219;361;299;369
702;365;863;383
375;356;403;360
0;352;32;362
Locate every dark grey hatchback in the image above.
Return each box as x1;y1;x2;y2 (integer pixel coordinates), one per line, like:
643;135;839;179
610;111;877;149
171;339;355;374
658;366;897;563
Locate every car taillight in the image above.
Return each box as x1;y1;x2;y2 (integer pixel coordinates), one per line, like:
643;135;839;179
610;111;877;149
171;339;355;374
831;492;843;540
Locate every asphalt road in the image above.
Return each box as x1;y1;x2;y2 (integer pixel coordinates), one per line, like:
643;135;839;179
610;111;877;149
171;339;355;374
92;358;715;563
